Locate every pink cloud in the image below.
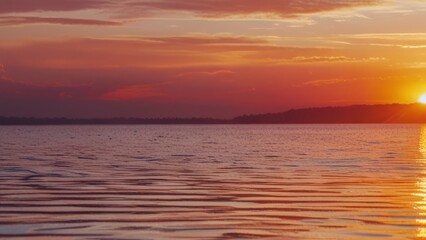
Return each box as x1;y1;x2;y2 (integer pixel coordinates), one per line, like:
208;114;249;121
0;64;5;79
0;64;12;82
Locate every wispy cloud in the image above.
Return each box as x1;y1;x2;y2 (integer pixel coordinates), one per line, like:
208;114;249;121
303;78;351;86
177;70;235;79
0;37;336;69
291;56;355;63
370;43;426;49
0;16;122;26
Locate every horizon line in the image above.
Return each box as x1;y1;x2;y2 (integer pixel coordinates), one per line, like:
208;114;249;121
0;102;421;120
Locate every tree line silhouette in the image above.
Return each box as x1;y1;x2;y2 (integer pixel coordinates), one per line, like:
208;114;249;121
2;104;426;125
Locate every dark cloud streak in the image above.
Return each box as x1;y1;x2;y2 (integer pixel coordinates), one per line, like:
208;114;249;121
0;0;110;14
0;0;383;18
127;0;382;18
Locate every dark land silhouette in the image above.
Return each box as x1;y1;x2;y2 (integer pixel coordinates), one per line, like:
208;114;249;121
2;103;426;125
233;103;426;124
0;117;229;125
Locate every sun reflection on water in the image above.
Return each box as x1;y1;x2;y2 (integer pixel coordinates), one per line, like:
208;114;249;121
420;126;426;156
416;125;426;238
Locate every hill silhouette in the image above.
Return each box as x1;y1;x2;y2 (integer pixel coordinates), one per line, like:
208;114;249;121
1;104;426;125
233;103;426;124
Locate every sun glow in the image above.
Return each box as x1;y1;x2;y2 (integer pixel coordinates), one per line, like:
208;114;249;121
419;94;426;104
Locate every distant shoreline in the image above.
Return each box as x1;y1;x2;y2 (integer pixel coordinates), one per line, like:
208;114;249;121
2;103;426;125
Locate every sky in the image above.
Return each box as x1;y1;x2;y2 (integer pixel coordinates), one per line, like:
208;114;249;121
0;0;426;118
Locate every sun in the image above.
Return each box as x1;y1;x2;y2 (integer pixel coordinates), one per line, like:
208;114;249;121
419;94;426;104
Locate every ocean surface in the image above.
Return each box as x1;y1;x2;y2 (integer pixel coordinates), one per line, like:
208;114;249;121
1;124;426;240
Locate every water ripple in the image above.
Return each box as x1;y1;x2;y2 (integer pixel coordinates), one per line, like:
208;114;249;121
0;124;424;239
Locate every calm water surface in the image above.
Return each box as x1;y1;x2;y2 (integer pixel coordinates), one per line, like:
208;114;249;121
1;124;426;239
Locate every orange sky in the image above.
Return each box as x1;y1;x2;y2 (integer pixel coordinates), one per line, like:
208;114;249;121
0;0;425;118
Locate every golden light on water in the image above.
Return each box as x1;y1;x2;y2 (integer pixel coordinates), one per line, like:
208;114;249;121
419;126;426;156
417;126;426;237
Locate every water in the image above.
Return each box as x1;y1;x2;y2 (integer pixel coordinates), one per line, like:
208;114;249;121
1;124;426;239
